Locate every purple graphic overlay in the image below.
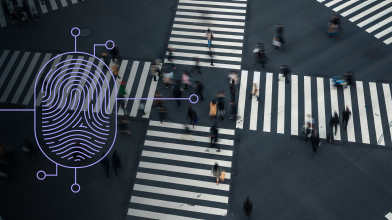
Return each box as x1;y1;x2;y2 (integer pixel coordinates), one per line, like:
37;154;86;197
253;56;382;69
117;94;199;104
71;27;80;52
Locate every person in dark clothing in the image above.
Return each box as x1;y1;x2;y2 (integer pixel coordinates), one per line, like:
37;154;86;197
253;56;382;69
330;14;342;31
158;106;170;123
243;197;253;219
230;102;237;120
111;150;121;176
119;117;132;136
217;99;225;120
229;79;236;101
273;24;286;50
311;129;321;158
345;71;355;88
329;112;340;140
194;81;204;101
2;0;10;18
207;122;220;152
209;48;214;66
110;44;121;62
279;65;291;83
153;90;164;109
187;106;197;128
23;139;36;159
173;84;182;106
100;153;110;178
191;57;201;74
10;10;22;26
342;106;351;131
166;45;176;69
258;50;269;68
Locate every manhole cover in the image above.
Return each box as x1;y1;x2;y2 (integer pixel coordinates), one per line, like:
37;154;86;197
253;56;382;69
365;49;384;60
79;29;91;37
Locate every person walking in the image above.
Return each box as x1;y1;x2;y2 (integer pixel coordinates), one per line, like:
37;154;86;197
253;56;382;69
187;106;197;128
158;106;171;123
182;71;192;90
194;81;204;101
118;117;132;136
10;10;22;26
2;1;10;19
211;163;221;185
173;83;182;106
327;21;339;38
273;24;286;50
180;124;195;141
230;102;237;120
206;28;213;48
342;106;351;131
249;83;260;101
243;197;253;219
209;99;217;119
331;14;342;32
155;59;162;77
329;112;340;140
29;4;40;21
22;139;36;159
229;79;236;101
191;57;202;74
166;45;176;69
110;62;120;79
100;153;110;178
258;49;269;68
162;71;173;88
208;48;214;66
153;90;164;109
304;114;314;141
110;44;121;62
311;129;321;158
149;63;158;81
345;71;355;88
137;100;146;116
228;71;239;85
111;150;121;176
217;99;225;120
207;122;220;152
279;65;291;83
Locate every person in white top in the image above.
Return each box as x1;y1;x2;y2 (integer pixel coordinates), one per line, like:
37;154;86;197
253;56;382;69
206;28;213;48
305;114;314;141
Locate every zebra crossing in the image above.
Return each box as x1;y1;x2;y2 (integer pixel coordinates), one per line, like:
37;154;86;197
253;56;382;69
237;70;392;146
317;0;392;45
127;120;235;220
0;50;157;118
0;0;85;28
164;0;247;70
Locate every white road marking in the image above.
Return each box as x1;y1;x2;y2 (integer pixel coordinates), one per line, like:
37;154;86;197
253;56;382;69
149;120;235;135
263;73;273;132
291;75;298;135
330;78;341;140
369;82;385;145
343;86;356;142
127;209;202;220
250;71;260;131
130;62;150;117
341;0;376;17
317;77;326;139
277;74;285;134
356;81;370;144
118;61;139;116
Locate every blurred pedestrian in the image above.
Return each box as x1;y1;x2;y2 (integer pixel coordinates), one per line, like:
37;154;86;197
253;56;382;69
217;99;225;120
187;106;197;128
102;53;110;70
304;114;314;141
118;117;132;136
279;65;291;83
150;63;157;81
228;71;238;84
191;57;201;74
158;106;171;123
329;112;339;140
110;44;121;62
166;45;176;69
180;124;195;141
138;100;146;116
100;152;110;178
10;10;22;26
311;129;321;158
118;98;128;116
182;71;192;90
345;71;355;88
342;106;351;131
243;197;253;219
155;59;162;76
229;79;236;101
209;99;217;119
207;122;220;152
22;139;36;159
153;90;164;109
249;83;260;101
230;102;237;120
327;21;339;38
273;24;286;50
194;81;204;101
209;48;214;66
331;14;342;31
110;62;120;79
112;150;121;176
258;50;269;68
206;28;213;48
173;83;182;106
2;1;10;18
211;163;221;184
162;71;173;88
29;5;39;21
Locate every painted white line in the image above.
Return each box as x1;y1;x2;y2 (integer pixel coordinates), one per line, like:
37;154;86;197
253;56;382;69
94;70;112;113
169;44;242;54
118;61;139;116
318;0;326;2
130;62;150;117
173;23;244;33
385;212;392;220
374;25;392;38
358;6;392;27
142;75;159;118
59;0;67;7
366;15;392;33
383;35;392;44
356;81;370;144
127;209;202;220
304;76;312;130
237;70;247;129
349;1;392;22
291;75;298;135
179;0;247;7
169;37;243;47
326;0;343;7
0;51;19;91
250;71;260;131
382;83;392;144
263;73;273;132
146;130;234;146
175;17;245;26
0;52;30;103
82;59;104;111
149;120;235;135
171;30;243;40
69;57;95;110
71;0;78;3
133;184;228;203
317;77;326;139
0;2;6;28
175;11;245;20
139;161;231;179
330;78;341;140
333;0;359;12
343;87;356;142
164;59;241;70
108;60;128;114
177;5;246;13
167;51;241;62
369;82;385;145
37;0;48;13
136;172;230;191
48;0;58;10
277;74;285;134
131;196;227;215
48;55;73;108
341;0;376;17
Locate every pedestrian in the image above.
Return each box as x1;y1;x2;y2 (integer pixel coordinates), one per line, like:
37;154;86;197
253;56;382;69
207;122;220;152
158;106;171;123
327;21;339;38
138;100;146;116
118;117;132;136
342;106;351;131
331;14;342;31
21;0;32;22
329;112;340;141
209;99;217;119
279;65;291;83
2;1;10;19
155;59;162;76
258;50;269;68
211;162;221;184
173;83;182;106
230;102;237;120
29;5;40;21
194;81;204;101
187;106;197;128
206;28;213;48
345;71;355;88
100;152;110;178
217;99;225;120
229;79;236;101
111;150;121;176
228;71;238;85
110;62;120;79
162;71;173;88
243;197;253;219
180;124;195;141
166;45;176;69
153;91;164;109
110;44;121;62
209;48;214;66
273;24;286;50
182;71;192;90
304;114;314;141
150;63;158;81
118;98;128;116
311;129;321;158
102;53;110;70
191;57;201;74
10;10;22;26
22;139;36;159
249;83;260;101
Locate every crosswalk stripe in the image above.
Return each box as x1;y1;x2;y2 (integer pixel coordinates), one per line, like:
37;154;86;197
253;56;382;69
366;15;392;33
48;0;58;11
94;70;112;113
330;79;341;140
169;37;243;47
236;70;247;129
146;130;234;146
149;120;235;135
333;0;359;12
142;75;159;118
291;75;298;135
133;184;228;203
130;62;150;117
179;0;247;7
82;59;105;111
136;172;230;191
385;212;392;220
142;150;232;167
317;77;326;139
0;52;30;103
369;82;385;145
356;81;370;144
325;0;343;7
177;5;246;13
169;44;242;54
171;31;244;40
304;76;312;129
318;0;326;2
382;84;392;144
384;35;392;44
357;6;392;27
58;56;84;109
343;87;356;142
35;55;61;106
250;71;260;131
70;57;95;110
139;161;231;179
173;23;244;33
118;61;139;116
128;208;203;220
164;59;241;70
349;1;392;22
37;0;48;14
174;17;245;26
175;11;246;20
341;0;376;17
166;51;241;62
0;51;19;91
263;73;273;132
131;196;227;215
71;0;78;3
107;60;128;114
374;25;392;38
0;2;6;28
60;0;68;7
277;74;285;134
